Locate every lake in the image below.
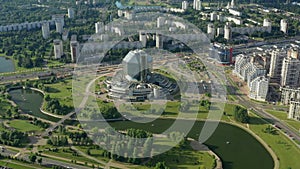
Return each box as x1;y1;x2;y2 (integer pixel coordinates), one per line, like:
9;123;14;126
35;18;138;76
9;88;274;169
108;119;274;169
0;57;15;73
9;88;60;122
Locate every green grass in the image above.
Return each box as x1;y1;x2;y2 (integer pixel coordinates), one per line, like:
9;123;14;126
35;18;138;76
0;159;48;169
44;79;73;107
74;146;110;162
9;120;42;132
43;148;100;165
221;103;242;122
266;109;300;132
152;144;215;169
249;112;300;169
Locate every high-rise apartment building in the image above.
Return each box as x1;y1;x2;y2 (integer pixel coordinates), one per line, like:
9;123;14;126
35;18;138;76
42;22;50;39
281;56;300;87
288;101;300;120
70;35;79;63
53;39;63;59
269;49;286;83
193;0;202;10
249;76;269;101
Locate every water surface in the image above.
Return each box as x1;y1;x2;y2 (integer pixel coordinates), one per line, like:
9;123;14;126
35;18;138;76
9;88;59;122
0;57;14;73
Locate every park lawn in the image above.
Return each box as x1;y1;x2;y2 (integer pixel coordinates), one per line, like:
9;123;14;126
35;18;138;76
9;120;42;132
266;109;300;132
43;148;100;165
0;159;48;169
46;60;64;68
223;103;239;116
151;144;215;169
248;112;300;169
74;146;110;162
44;79;73;107
221;103;241;122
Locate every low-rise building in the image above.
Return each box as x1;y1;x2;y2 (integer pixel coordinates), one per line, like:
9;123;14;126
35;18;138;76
228;9;242;16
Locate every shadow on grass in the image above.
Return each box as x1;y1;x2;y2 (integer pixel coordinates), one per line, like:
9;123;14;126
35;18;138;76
46;87;60;93
249;116;271;125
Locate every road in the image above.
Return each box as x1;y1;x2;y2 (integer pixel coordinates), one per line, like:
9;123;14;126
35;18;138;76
226;73;300;146
0;64;118;85
43;111;76;136
0;67;73;84
0;147;91;169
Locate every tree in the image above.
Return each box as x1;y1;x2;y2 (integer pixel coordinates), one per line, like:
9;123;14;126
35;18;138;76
29;154;37;163
33;57;44;67
37;157;42;165
234;106;249;123
154;162;169;169
5;109;12;118
44;94;50;101
86;148;91;155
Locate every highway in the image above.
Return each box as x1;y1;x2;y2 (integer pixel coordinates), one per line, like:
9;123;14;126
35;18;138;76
0;67;74;84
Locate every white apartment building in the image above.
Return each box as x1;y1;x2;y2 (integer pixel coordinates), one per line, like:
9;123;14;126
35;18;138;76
280;19;288;34
53;39;63;59
281;56;300;87
224;24;231;40
246;64;266;86
249;76;269;101
95;22;104;34
269;49;286;82
280;87;300;105
70;40;80;63
55;19;63;34
207;23;215;39
235;54;268;101
210;12;217;21
193;0;202;10
182;1;188;10
288;101;300;120
234;54;251;77
228;9;242;16
68;8;75;19
42;22;50;39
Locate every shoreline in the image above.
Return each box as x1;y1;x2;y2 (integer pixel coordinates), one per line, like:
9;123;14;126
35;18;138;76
8;87;65;120
7;87;279;169
28;87;65;119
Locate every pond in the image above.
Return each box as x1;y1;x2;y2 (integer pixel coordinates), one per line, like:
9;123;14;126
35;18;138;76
9;88;60;122
108;119;274;169
0;57;15;73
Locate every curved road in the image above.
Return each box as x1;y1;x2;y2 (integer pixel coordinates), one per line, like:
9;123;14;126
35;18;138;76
226;74;300;147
